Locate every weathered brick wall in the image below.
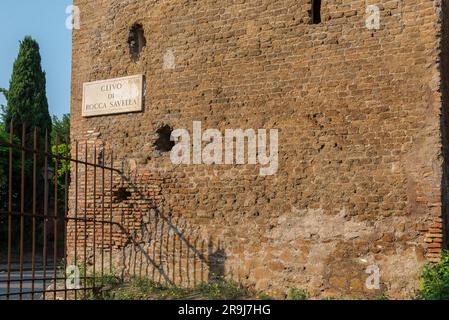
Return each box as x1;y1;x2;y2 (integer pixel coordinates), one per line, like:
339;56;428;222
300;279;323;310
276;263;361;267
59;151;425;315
66;131;215;288
70;0;446;298
66;131;165;266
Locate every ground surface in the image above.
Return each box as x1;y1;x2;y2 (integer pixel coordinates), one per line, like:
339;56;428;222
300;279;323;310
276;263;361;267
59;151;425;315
0;263;55;300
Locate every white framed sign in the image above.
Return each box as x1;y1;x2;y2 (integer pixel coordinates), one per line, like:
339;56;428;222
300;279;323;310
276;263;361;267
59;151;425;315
82;74;143;117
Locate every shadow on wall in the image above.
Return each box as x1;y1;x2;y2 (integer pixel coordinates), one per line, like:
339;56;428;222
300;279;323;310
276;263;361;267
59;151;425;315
115;209;228;288
121;168;229;286
98;170;229;288
67;141;231;289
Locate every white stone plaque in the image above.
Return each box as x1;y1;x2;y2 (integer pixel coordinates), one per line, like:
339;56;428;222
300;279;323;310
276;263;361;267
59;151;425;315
82;74;143;117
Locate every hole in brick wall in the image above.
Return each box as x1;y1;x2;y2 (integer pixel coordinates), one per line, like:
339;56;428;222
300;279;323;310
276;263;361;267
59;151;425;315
154;125;175;152
311;0;321;24
114;187;132;202
128;23;146;63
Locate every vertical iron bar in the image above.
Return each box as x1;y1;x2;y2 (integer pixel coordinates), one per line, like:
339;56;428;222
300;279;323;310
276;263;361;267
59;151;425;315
53;135;59;300
193;237;198;287
92;145;97;290
165;219;169;285
121;160;125;283
178;233;182;286
6;122;13;300
42;129;49;300
186;236;190;289
152;212;158;282
74;141;79;300
63;138;69;300
19;124;26;300
131;205;135;279
172;228;176;286
159;219;164;284
200;241;204;285
139;208;143;279
109;151;113;275
31;128;37;300
101;150;105;279
83;142;88;297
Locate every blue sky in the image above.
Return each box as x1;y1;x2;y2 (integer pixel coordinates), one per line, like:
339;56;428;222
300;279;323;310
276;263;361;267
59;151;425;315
0;0;73;119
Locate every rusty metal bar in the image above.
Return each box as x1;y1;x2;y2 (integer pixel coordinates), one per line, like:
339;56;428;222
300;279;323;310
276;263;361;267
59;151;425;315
6;122;13;300
0;286;96;299
53;135;59;300
101;150;105;280
139;208;143;279
74;141;79;301
19;124;26;300
110;151;113;275
0;275;93;283
178;230;182;286
165;216;169;285
0;127;157;300
84;141;88;298
63;137;69;300
92;145;97;289
0;139;119;173
172;224;176;286
186;235;190;288
152;211;158;282
42;129;49;300
31;128;37;300
159;219;164;284
121;160;125;283
0;126;146;301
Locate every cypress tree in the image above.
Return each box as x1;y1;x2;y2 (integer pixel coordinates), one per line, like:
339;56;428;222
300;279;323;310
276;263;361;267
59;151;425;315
2;36;52;141
0;37;52;247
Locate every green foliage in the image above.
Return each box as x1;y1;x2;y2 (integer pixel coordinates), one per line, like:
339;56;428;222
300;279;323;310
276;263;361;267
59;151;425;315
50;114;71;209
0;37;58;251
286;288;308;300
51;114;71;186
87;276;249;300
0;89;7;122
0;128;33;247
198;278;247;300
1;37;51;218
256;291;274;300
51;114;70;145
0;130;21;191
158;286;191;300
2;36;51;140
90;276;189;301
51;143;71;185
419;250;449;300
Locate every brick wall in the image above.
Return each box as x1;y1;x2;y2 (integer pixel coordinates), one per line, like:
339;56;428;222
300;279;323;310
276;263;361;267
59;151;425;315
70;0;446;298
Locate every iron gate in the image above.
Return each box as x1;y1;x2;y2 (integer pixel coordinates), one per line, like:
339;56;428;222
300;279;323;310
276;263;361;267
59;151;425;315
0;123;119;300
1;122;221;301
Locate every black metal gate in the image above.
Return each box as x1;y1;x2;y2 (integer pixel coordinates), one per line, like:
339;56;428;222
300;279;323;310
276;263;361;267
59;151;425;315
0;123;118;300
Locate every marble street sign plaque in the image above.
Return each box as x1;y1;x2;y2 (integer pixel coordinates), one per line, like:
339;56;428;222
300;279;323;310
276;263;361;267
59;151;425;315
82;74;143;117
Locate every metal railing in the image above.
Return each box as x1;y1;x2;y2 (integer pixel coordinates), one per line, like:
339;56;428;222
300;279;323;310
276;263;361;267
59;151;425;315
0;122;220;300
0;123;118;300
